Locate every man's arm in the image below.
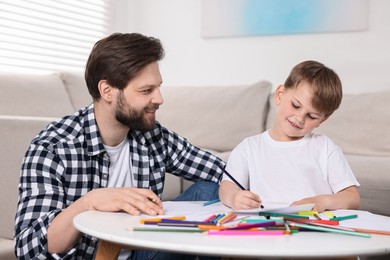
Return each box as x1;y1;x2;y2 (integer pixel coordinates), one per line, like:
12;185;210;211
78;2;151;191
15;144;164;258
47;187;164;253
161;125;225;183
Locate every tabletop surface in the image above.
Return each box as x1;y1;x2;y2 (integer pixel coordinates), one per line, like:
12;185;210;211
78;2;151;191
73;201;390;258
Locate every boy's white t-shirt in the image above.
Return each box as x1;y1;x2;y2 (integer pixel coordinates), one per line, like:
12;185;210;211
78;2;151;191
104;138;133;188
224;130;359;205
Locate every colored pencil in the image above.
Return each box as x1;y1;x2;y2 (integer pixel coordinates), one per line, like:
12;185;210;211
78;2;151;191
140;216;186;224
330;214;358;221
217;212;237;226
352;227;390;236
258;212;309;219
298;211;319;216
284;221;292;234
287;221;371;238
203;199;220;206
207;230;284;236
202;214;217;222
325;211;336;218
283;217;339;226
224;221;276;230
130;227;205;233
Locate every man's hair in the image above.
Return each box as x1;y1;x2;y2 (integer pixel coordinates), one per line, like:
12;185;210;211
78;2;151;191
85;33;165;100
284;60;342;115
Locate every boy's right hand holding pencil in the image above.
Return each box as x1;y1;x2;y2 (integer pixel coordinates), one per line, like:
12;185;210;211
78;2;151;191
219;180;262;210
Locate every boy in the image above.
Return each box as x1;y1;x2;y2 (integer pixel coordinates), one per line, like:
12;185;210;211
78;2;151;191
219;60;360;212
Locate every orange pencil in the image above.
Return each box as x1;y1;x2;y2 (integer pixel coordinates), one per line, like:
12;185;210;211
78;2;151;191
140;215;186;224
217;212;237;226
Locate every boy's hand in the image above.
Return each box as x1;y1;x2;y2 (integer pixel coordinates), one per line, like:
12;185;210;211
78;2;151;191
290;195;331;213
231;190;262;210
290;186;360;212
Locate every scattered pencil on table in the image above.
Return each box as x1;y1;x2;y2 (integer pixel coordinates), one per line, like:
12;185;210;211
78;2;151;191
203;199;220;206
325;211;336;218
217;212;237;226
284;221;292;235
298;211;319;216
258;212;309;219
207;230;284;236
202;214;217;222
140;215;186;224
287;221;371;238
132;208;384;238
330;214;358;221
313;213;322;220
130;227;205;233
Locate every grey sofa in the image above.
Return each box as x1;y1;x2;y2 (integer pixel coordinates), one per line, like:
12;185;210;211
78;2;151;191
1;72;389;259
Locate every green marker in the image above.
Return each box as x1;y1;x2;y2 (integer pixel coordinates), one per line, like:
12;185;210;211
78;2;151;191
258;212;309;219
330;214;358;221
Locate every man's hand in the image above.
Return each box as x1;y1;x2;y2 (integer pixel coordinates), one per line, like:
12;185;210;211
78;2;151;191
85;187;165;216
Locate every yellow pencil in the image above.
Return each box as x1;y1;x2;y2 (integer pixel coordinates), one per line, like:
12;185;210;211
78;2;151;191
324;211;336;219
140;215;186;224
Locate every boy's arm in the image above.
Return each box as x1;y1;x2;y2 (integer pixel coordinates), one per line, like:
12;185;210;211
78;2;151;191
219;180;262;210
290;185;360;212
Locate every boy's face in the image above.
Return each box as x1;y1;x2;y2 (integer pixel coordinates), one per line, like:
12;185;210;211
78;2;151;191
271;82;329;141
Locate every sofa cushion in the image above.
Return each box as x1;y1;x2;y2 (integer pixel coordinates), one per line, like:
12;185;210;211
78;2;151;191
0;238;14;260
0;73;74;117
0;115;55;240
347;154;390;216
157;81;272;153
58;72;92;110
317;91;390;156
266;91;390;156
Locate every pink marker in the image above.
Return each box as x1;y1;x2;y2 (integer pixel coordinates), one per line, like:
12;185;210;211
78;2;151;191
207;230;284;236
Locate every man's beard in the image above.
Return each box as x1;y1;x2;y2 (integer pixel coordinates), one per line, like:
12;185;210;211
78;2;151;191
115;92;158;133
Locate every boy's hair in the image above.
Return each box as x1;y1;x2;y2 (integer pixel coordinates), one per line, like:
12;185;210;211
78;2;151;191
85;32;165;100
284;60;342;116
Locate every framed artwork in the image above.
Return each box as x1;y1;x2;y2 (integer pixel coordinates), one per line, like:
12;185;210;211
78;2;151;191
201;0;369;38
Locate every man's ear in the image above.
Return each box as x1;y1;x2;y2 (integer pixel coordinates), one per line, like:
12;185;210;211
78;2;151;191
98;80;114;102
274;85;285;105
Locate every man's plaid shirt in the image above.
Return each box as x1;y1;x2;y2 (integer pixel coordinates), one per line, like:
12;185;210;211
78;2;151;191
14;104;225;259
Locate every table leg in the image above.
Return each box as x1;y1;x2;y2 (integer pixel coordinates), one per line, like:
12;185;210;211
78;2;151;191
95;240;125;260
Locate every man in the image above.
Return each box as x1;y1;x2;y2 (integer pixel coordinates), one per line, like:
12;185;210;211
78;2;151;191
14;33;224;259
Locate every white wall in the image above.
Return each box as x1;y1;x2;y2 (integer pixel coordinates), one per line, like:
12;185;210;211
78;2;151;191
115;0;390;94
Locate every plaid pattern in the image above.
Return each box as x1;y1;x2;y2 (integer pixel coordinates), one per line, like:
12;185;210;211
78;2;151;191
14;104;225;259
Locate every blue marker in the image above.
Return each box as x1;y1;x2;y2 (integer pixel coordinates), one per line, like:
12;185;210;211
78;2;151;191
203;198;220;206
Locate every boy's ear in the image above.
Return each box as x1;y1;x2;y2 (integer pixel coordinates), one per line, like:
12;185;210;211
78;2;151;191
315;115;330;128
274;85;285;105
98;80;114;102
320;115;330;124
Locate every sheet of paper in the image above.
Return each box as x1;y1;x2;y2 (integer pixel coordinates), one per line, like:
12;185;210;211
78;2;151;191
159;201;314;221
233;203;315;214
161;201;230;221
319;210;390;232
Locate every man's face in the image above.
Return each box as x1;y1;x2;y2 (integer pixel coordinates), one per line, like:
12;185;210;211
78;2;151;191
114;62;163;132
